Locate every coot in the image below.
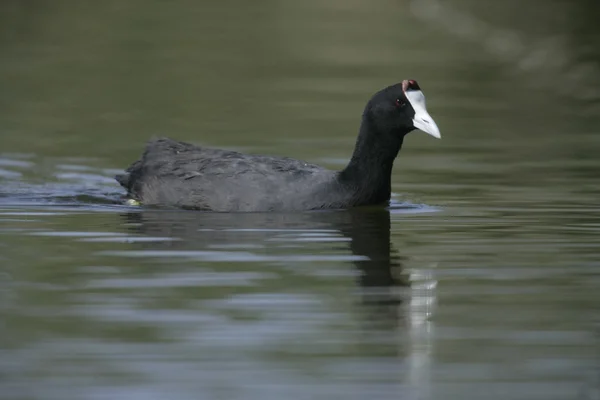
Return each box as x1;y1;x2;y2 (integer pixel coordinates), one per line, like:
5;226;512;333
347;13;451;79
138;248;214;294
116;80;441;212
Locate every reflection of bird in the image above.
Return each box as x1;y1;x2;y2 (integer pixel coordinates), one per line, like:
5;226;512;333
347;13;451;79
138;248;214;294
121;207;436;395
122;208;408;309
343;209;410;327
116;80;440;211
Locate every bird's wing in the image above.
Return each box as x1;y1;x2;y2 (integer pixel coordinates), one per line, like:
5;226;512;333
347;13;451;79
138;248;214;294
116;137;325;210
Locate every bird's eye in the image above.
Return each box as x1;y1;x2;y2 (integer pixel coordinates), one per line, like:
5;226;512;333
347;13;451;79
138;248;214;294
395;98;405;107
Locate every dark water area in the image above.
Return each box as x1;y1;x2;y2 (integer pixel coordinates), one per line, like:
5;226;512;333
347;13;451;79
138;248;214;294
1;1;600;399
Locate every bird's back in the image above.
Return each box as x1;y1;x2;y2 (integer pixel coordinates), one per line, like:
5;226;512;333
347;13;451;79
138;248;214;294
117;138;334;211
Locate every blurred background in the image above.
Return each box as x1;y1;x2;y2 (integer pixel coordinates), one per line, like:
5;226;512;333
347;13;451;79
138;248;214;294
1;1;599;399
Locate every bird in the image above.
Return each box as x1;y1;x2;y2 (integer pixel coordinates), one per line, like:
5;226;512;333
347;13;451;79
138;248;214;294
115;79;441;212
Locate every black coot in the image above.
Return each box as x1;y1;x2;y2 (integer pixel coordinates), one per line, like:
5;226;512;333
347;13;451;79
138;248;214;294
116;80;441;212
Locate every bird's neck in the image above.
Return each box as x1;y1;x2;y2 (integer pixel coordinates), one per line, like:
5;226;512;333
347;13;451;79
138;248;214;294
338;116;404;205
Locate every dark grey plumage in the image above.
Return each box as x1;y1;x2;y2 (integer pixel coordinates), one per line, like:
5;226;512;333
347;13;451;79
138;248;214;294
116;81;440;212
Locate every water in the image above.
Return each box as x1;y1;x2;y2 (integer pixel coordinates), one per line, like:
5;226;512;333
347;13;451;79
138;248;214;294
1;1;600;399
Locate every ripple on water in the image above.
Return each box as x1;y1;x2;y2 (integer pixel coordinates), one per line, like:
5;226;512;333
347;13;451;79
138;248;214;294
78;236;180;243
266;231;351;243
25;230;179;243
0;157;35;168
0;211;68;216
0;168;22;179
198;228;338;233
54;172;117;185
96;250;369;263
388;199;441;214
85;271;275;289
0;155;124;208
29;231;130;237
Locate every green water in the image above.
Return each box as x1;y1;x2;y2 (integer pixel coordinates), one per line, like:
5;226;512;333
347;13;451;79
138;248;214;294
1;1;599;399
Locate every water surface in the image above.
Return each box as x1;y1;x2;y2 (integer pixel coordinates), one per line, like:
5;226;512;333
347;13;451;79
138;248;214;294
1;1;599;399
